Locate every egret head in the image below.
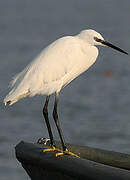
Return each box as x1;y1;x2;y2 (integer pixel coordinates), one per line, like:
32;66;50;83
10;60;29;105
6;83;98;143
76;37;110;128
79;29;128;55
79;29;104;46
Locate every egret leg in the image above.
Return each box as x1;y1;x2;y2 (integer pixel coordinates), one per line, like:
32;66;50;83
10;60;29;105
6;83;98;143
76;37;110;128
53;92;66;151
52;92;80;158
42;94;79;158
43;95;54;146
42;95;64;154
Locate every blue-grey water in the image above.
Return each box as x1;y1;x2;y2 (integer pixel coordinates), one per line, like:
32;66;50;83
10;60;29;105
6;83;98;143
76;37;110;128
0;0;130;179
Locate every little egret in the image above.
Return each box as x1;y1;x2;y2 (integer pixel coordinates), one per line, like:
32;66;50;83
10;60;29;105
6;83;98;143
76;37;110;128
4;29;128;157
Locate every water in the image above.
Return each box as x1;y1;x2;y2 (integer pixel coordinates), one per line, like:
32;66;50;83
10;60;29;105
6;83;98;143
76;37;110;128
0;0;130;179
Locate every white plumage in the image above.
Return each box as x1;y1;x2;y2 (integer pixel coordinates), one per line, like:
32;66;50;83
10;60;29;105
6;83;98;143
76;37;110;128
4;29;128;106
4;29;102;105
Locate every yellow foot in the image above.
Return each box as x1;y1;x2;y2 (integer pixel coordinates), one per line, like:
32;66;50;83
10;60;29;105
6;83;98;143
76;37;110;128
56;149;80;158
42;146;80;158
42;145;57;152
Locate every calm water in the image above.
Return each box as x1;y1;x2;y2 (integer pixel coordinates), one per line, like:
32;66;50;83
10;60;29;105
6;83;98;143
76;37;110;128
0;0;130;179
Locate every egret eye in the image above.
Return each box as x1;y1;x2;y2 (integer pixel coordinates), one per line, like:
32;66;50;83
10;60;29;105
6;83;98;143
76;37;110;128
94;37;102;42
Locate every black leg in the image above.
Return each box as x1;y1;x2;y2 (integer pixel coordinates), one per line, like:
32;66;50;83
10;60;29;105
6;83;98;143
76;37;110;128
53;92;67;151
43;95;54;146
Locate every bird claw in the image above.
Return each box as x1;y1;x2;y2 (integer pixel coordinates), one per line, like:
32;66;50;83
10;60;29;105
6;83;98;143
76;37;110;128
56;149;80;158
42;145;56;152
43;147;80;158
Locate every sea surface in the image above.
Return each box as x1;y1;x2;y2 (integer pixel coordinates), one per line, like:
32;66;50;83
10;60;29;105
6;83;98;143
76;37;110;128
0;0;130;179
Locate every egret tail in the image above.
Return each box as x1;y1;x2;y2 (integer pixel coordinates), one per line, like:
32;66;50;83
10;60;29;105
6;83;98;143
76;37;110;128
4;88;30;106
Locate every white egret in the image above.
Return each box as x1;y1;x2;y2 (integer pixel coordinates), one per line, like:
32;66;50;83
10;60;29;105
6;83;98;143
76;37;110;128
4;29;128;157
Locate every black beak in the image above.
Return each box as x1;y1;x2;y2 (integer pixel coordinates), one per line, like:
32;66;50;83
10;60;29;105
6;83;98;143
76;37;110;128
102;40;128;55
94;37;128;55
